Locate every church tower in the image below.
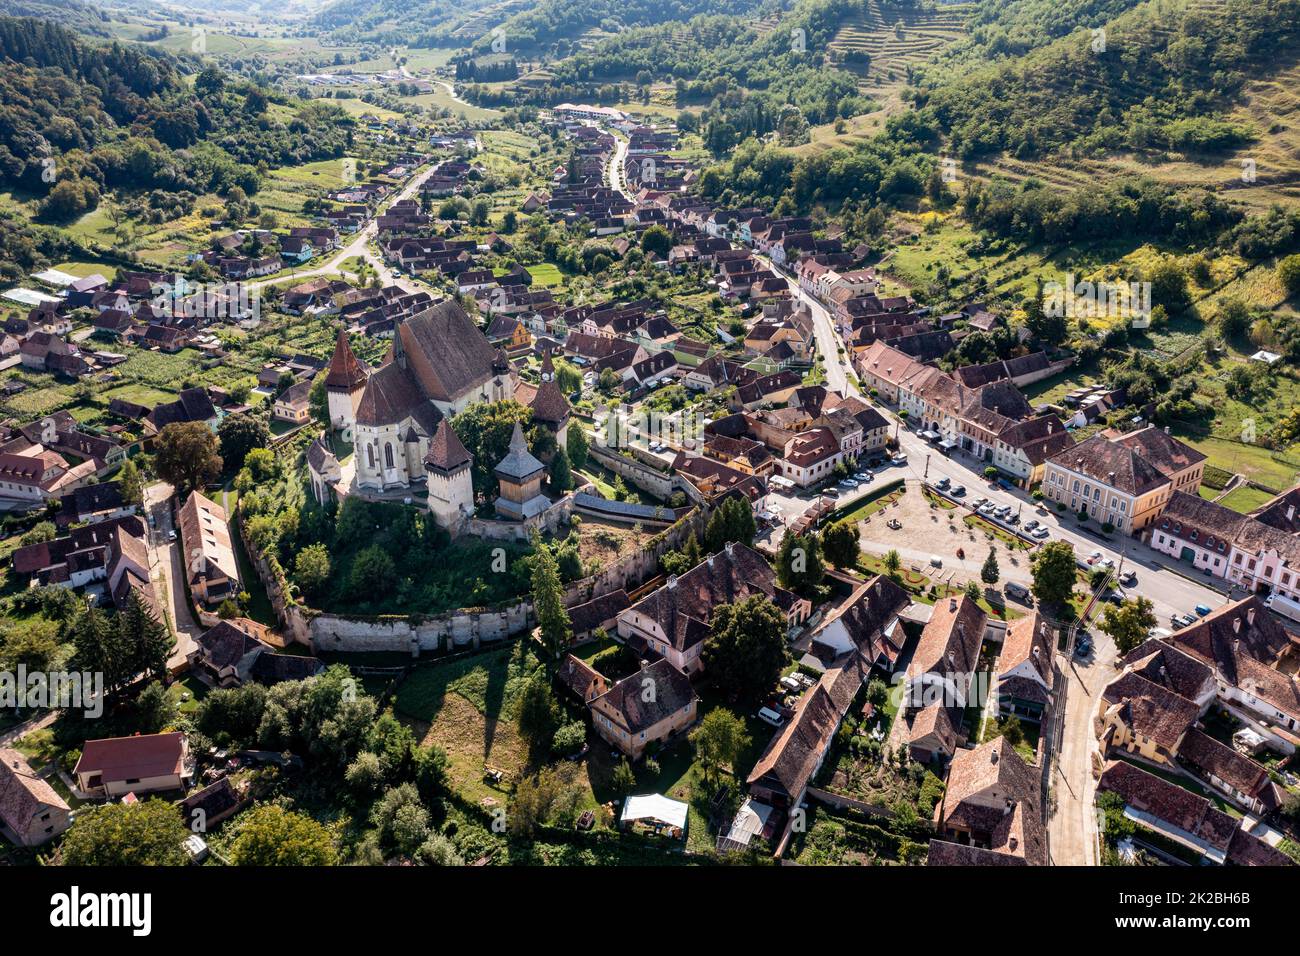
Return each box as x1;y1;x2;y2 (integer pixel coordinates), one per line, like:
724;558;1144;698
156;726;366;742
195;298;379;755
529;349;572;452
424;419;474;534
325;327;369;434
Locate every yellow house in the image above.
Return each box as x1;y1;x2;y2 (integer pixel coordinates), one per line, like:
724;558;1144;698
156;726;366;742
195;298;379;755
590;659;698;760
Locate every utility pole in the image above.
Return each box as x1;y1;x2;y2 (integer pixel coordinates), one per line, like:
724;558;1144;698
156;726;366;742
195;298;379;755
924;453;930;482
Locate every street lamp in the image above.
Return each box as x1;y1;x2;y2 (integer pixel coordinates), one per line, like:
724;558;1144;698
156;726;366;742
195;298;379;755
924;453;930;482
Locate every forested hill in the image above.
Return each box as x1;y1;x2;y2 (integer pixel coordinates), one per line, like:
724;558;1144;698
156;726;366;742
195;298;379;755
0;16;351;223
470;0;775;54
916;0;1300;159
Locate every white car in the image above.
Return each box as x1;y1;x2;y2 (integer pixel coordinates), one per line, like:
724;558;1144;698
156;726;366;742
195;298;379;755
1031;526;1050;539
1087;550;1104;565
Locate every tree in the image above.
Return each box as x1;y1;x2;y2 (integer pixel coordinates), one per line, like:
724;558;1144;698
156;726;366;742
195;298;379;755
20;521;55;545
450;400;533;496
883;549;902;578
566;421;589;469
511;764;586;836
703;595;788;706
547;445;573;492
229;805;338;866
154;421;221;494
981;547;1000;585
294;543;331;596
821;519;860;569
60;800;188;865
777;532;824;591
517;672;561;755
610;759;636;798
690;707;749;781
350;545;396;598
118;459;144;508
1031;540;1077;608
1278;253;1300;297
704;496;755;552
371;783;430;857
530;538;571;670
640;225;672;259
1100;596;1157;656
218;412;270;473
120;588;173;682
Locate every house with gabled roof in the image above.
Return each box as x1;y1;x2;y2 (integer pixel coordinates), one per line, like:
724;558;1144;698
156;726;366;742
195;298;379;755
929;736;1046;865
616;542;808;675
590;658;697;760
74;732;192;798
0;748;71;846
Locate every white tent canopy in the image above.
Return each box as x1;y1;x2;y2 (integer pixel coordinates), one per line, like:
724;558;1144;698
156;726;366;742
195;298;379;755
620;793;688;830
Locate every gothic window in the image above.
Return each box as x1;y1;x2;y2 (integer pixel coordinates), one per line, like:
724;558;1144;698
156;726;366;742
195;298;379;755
385;443;395;469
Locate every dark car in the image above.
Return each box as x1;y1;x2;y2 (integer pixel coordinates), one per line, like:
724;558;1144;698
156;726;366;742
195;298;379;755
1075;635;1093;656
951;485;966;496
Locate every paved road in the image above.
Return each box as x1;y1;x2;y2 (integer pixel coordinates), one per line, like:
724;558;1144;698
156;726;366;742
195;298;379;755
606;128;634;202
144;481;201;669
247;162;444;297
1049;632;1117;865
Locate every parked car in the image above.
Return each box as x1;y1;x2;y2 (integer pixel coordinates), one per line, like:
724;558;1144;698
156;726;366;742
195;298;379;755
935;477;951;490
1120;570;1137;587
757;706;785;728
951;485;966;497
1005;581;1030;603
1194;604;1212;617
1087;550;1103;565
1024;518;1039;531
1075;635;1093;657
1031;526;1050;539
972;497;988;509
929;555;943;567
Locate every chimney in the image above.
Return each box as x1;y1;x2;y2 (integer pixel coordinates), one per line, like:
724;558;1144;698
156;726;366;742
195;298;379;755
667;575;678;590
1164;425;1170;434
1234;638;1241;657
706;554;714;568
1288;505;1296;523
949;597;957;613
1009;836;1018;851
1247;608;1255;627
1108;471;1116;484
989;748;999;765
1233;617;1241;634
725;540;735;556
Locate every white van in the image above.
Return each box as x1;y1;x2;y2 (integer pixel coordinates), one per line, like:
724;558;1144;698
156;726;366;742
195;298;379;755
757;707;785;728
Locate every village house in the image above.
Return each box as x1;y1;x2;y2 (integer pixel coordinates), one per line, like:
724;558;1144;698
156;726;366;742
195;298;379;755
1148;490;1300;604
617;542;809;675
590;658;698;760
993;612;1055;724
178;491;240;606
893;594;988;763
272;379;313;426
74;732;192;799
0;748;72;846
927;736;1047;866
188;619;325;689
1096;760;1291;866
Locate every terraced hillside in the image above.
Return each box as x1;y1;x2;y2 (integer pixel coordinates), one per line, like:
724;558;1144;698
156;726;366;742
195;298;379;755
828;1;971;85
967;48;1300;212
797;1;972;151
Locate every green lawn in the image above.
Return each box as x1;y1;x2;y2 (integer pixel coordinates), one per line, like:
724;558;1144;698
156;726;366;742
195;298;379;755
1217;484;1276;514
